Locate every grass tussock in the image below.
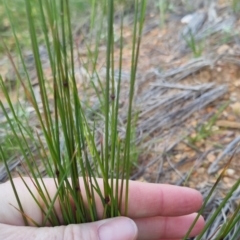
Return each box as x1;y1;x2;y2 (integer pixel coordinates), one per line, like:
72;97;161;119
0;0;146;225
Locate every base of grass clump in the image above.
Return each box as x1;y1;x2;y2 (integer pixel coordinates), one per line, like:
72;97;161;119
0;0;147;225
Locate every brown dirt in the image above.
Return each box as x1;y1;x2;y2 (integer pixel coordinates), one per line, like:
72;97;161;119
112;1;240;196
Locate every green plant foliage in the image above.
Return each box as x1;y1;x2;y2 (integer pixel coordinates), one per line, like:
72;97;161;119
232;0;240;13
184;153;240;240
0;1;239;239
0;0;146;225
188;102;229;145
183;30;204;58
158;0;170;27
0;0;91;54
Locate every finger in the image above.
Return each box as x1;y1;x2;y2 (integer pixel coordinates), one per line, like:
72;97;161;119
0;178;203;225
127;181;203;218
0;217;137;240
0;178;62;226
133;213;205;240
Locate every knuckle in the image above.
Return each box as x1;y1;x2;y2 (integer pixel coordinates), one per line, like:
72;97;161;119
63;224;97;240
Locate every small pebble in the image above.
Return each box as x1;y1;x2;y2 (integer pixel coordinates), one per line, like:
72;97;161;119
226;168;235;177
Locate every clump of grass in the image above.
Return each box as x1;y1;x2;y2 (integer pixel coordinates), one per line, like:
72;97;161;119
0;0;146;225
183;30;204;58
158;0;170;27
188;102;229;145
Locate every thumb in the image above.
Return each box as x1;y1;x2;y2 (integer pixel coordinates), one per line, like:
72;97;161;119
0;217;138;240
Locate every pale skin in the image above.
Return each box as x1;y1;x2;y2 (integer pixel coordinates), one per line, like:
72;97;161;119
0;178;205;240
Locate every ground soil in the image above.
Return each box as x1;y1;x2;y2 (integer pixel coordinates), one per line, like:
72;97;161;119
119;1;240;194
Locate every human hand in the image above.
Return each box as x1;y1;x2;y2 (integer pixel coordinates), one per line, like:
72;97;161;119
0;178;204;240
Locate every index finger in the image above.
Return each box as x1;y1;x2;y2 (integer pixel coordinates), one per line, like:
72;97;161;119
126;181;203;218
0;178;203;226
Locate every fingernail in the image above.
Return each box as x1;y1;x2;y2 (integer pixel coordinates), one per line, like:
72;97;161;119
98;217;138;240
